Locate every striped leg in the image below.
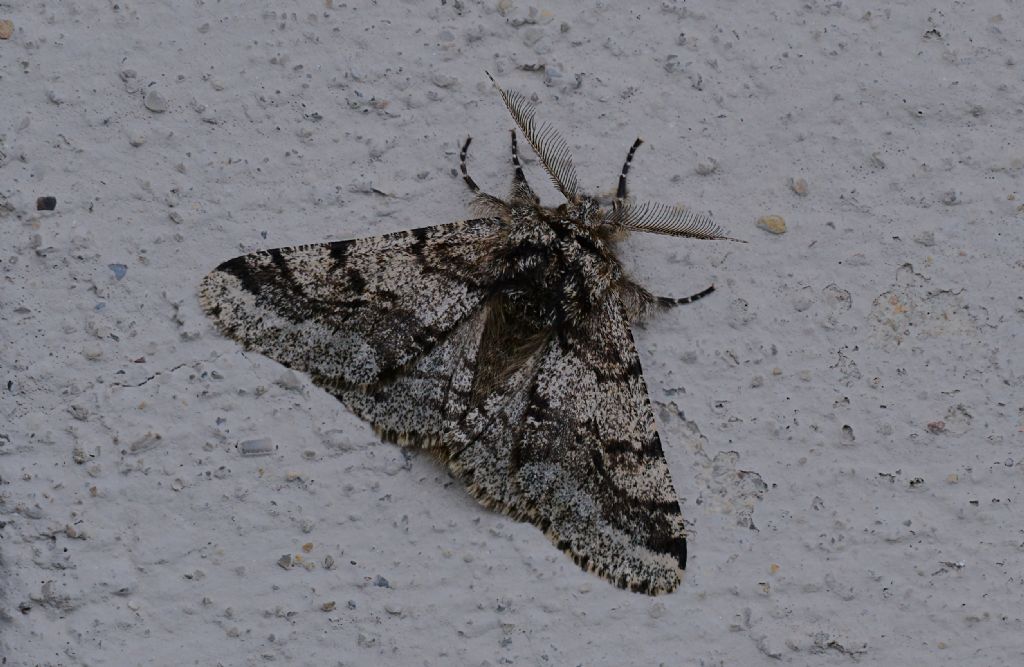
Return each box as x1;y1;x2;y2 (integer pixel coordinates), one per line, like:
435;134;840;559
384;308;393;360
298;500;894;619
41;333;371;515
657;284;715;308
615;137;644;204
459;136;481;193
511;129;527;183
510;129;539;204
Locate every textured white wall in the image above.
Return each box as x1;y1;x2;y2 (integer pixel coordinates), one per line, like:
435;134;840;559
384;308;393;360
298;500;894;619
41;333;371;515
2;1;1022;664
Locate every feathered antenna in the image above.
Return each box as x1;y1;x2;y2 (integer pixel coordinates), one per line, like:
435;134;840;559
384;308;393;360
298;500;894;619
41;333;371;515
614;201;745;241
486;72;580;202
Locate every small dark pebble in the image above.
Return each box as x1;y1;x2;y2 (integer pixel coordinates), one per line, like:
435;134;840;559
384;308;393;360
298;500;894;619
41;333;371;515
374;575;390;588
36;196;57;211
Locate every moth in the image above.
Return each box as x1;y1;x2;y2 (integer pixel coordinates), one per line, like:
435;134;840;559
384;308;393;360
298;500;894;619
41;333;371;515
199;74;739;594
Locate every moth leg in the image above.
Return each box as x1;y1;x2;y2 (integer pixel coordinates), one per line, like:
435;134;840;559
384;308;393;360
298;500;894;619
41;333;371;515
460;136;482;194
615;137;644;207
510;129;528;183
460;136;511;214
657;284;715;307
509;129;540;205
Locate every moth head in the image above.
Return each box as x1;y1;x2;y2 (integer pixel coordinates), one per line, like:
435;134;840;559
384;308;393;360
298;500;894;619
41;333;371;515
487;73;744;244
546;195;608;232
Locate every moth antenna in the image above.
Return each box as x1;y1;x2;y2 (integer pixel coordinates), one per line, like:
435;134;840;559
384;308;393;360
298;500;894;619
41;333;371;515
486;72;580;202
614;200;745;242
615;137;644;205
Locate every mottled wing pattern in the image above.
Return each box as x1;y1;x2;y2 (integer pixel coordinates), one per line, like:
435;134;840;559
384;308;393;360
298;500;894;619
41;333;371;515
199;219;502;389
335;307;487;448
201;219;687;593
446;296;687;594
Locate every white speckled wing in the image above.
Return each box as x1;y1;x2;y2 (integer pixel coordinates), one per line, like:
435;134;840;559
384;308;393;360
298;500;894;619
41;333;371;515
199;219;503;389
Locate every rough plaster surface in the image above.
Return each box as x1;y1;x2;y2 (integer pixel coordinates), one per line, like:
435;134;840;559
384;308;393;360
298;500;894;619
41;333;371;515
2;1;1023;665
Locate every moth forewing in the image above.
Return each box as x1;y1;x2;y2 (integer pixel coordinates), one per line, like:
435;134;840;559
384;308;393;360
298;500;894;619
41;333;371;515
199;76;737;595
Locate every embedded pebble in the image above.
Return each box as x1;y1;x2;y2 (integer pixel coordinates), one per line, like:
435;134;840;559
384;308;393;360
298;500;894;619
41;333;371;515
240;438;275;456
129;133;146;147
277;554;292;569
840;424;855;445
430;73;457;89
129;431;162;454
36;196;57;211
374;575;390;588
82;344;104;361
384;603;403;615
321;601;336;612
695;159;719;176
756;215;787;234
522;28;544;47
144;90;168;113
0;19;13;39
108;263;127;280
914;230;935;246
789;177;808;196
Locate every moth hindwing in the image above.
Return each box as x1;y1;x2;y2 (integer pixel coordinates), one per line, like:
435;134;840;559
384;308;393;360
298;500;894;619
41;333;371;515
199;76;738;595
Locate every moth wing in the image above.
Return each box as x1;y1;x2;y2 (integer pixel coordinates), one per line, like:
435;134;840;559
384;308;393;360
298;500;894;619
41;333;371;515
334;305;488;447
199;219;502;389
448;297;687;595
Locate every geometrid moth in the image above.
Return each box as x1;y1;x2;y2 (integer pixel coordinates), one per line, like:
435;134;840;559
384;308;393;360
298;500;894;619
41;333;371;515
199;74;739;595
